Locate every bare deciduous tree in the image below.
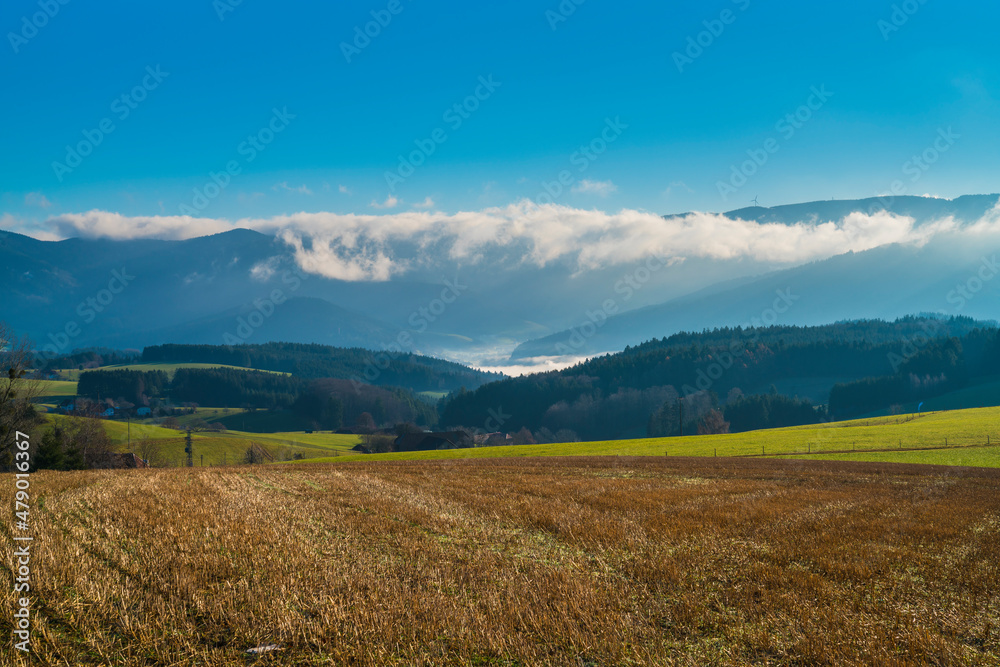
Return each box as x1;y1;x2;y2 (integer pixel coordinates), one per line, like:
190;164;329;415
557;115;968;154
136;435;166;467
359;433;396;453
697;409;731;435
0;323;42;468
65;416;116;468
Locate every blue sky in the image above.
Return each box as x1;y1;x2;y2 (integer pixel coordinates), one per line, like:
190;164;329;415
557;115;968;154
2;0;999;230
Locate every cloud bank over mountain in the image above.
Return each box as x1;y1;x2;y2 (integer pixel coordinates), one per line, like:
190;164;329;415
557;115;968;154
9;199;1000;283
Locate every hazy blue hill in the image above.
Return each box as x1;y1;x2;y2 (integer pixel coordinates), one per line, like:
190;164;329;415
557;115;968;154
104;296;402;350
511;241;1000;359
5;195;1000;364
707;194;999;226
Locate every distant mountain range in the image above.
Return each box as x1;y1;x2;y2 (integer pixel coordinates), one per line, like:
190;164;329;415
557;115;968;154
3;194;999;370
692;193;999;227
513;195;1000;359
510;241;1000;359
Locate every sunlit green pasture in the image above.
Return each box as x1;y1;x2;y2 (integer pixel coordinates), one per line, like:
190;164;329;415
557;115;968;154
43;414;361;466
302;407;1000;468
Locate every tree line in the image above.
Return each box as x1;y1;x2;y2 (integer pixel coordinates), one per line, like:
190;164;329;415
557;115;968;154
76;366;438;431
76;367;299;409
829;331;1000;419
441;317;998;440
141;342;498;393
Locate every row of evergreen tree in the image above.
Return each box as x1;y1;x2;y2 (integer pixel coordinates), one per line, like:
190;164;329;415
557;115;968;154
441;318;1000;440
141;342;498;393
829;335;987;418
77;367;302;409
76;367;439;431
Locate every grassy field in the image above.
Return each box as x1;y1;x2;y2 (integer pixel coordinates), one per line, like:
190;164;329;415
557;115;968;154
786;446;1000;468
1;457;997;665
30;380;78;412
43;414;361;466
305;407;1000;468
31;380;77;397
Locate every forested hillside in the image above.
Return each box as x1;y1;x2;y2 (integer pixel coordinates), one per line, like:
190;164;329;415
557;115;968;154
76;367;437;429
141;342;499;393
441;317;1000;441
77;367;303;410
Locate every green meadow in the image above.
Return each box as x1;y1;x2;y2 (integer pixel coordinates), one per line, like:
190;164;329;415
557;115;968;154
43;413;361;466
300;407;1000;468
30;367;1000;469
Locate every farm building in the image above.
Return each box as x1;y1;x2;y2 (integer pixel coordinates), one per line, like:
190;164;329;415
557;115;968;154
393;431;474;452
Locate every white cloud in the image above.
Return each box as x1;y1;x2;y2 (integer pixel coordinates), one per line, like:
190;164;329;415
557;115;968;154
273;182;313;195
572;179;617;196
249;256;281;282
1;213;62;241
663;181;693;199
412;197;435;209
260;202;955;281
339;184;352;195
7;200;1000;282
370;194;399;209
24;192;51;209
25;210;239;241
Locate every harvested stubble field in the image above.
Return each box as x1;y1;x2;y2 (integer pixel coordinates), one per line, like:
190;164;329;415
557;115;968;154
2;457;999;666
